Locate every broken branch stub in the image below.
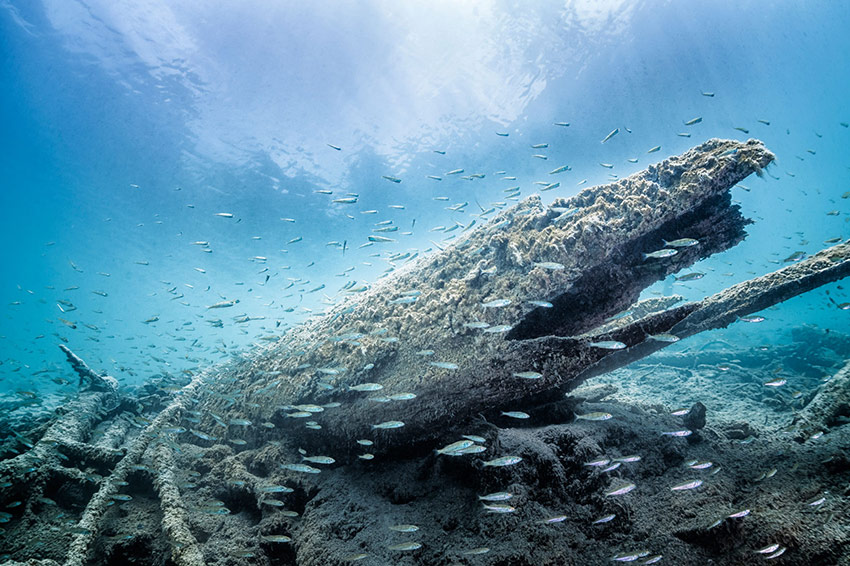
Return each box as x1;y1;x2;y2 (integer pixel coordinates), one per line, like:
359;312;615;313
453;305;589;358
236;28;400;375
189;138;787;454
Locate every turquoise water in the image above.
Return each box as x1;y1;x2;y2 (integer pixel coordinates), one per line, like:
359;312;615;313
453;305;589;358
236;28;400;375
1;0;848;402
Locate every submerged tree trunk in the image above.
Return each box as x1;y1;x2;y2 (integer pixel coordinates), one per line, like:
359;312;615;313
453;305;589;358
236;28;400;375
187;138;847;456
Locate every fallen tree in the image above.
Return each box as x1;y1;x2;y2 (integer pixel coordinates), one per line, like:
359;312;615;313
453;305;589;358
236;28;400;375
183;138;844;454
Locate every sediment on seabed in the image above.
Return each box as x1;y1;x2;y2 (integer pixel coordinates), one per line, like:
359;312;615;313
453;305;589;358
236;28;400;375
2;139;849;565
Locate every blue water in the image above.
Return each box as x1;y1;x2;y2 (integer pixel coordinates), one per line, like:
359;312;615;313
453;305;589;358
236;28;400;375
1;0;848;403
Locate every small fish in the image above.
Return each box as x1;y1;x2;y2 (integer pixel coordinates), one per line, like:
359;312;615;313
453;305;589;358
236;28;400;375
615;455;641;463
642;248;678;260
541;515;567;524
727;508;750;518
501;411;530;419
482;456;523;467
528;300;554;308
437;440;475;455
484;324;512;333
593;514;616;524
302;455;336;465
110;494;133;501
189;429;218;441
661;430;692;437
534;261;565;270
478;492;514;501
372;421;405;429
701;91;715;96
496;132;509;136
387;541;421;551
333;197;358;204
647;145;661;153
764;378;787;387
259;485;294;494
783;251;805;262
382;175;402;183
675;272;704;282
605;483;636;496
350;383;384;392
429;361;458;370
612;550;651;563
531;143;549;148
601;128;619;143
589;340;627;350
215;212;234;218
229;418;252;426
554;122;570;126
575;412;613;421
532;154;548;160
513;371;542;379
648;333;679;343
388;524;419;532
261;535;292;543
446;168;464;175
483;503;516;513
599;162;614;168
739;315;765;323
358;453;375;460
464;321;491;329
389;393;417;401
671;480;703;491
664;238;698;247
281;463;321;474
549;165;570;174
756;544;781;555
463;547;490;555
807;495;826;506
342;553;369;562
734;126;750;134
684;117;703;126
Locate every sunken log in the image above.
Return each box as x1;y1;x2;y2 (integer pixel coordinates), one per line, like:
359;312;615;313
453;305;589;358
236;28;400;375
186;138;804;456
